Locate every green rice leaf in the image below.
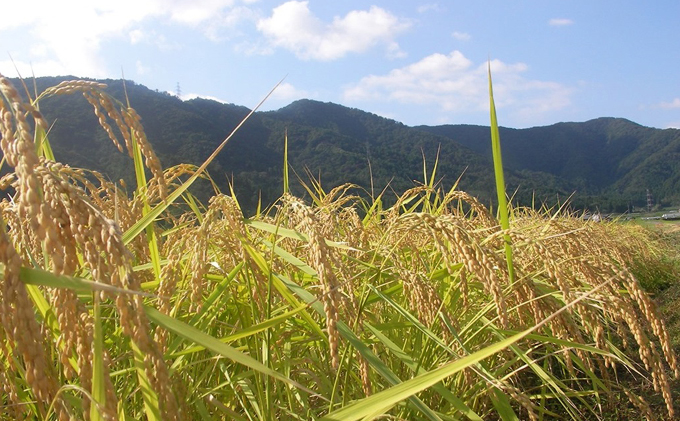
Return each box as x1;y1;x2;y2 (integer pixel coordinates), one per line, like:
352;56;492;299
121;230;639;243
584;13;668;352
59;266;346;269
144;306;318;397
90;293;106;421
319;327;536;421
284;128;290;195
488;63;516;283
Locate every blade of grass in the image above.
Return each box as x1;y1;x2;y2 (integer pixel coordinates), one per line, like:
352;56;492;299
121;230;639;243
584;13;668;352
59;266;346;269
132;339;161;421
320;328;532;421
283;127;290;195
488;62;515;284
364;322;484;421
90;292;106;421
171;305;310;358
144;306;321;398
13;265;154;297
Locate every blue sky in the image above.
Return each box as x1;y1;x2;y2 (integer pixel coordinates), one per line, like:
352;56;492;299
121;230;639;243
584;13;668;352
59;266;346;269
1;1;679;129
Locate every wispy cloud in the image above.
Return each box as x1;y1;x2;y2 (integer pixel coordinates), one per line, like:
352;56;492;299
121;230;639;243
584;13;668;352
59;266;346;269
417;3;442;13
256;1;411;61
548;18;574;26
452;31;471;41
343;50;572;123
270;82;313;102
135;60;151;75
655;98;680;109
128;29;179;51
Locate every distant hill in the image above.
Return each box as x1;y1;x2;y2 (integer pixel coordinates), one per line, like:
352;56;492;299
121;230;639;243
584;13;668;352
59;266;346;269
417;118;680;209
6;77;679;214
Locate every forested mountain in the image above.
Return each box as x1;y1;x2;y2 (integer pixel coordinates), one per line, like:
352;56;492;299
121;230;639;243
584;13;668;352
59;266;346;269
7;77;679;214
417;119;680;210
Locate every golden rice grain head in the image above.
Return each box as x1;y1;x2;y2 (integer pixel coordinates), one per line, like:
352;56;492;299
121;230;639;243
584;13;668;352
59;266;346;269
2;75;176;419
38;161;175;416
39;79;167;199
188;232;209;311
442;190;497;228
210;196;275;307
505;385;538;421
82;91;125;153
607;292;674;417
440;216;508;326
398;267;450;337
286;195;342;369
0;75;24;105
154;252;184;349
116;291;180;420
123;107;167;198
386;185;431;219
0;330;27;420
318;183;359;211
0;75;42;235
359;354;372;396
52;289;80;380
40;79;107;97
0;225;66;419
458;267;469;308
618;269;679;378
186;195;245;310
391;212;509;326
0;103;15;165
622;388;654;420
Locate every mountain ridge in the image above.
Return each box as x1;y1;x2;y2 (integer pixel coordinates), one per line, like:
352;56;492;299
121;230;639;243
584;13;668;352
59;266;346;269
6;76;679;213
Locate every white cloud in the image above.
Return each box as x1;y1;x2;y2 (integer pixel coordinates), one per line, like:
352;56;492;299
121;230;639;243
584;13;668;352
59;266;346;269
179;92;231;103
129;29;146;45
270;82;311;102
656;98;680;109
256;1;411;61
452;31;471;41
166;0;241;26
343;51;572;123
0;0;256;78
127;28;179;51
135;60;151;75
417;4;442;13
0;59;68;78
548;18;574;26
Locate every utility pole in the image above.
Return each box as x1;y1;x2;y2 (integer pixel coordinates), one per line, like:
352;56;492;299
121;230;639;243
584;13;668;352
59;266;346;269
646;189;653;212
176;82;182;98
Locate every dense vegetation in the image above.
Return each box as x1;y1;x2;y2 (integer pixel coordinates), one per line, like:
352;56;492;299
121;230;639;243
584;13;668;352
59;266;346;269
1;75;679;421
13;77;680;215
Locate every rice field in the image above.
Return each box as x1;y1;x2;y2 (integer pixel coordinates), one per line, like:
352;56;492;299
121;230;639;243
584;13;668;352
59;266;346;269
0;74;678;420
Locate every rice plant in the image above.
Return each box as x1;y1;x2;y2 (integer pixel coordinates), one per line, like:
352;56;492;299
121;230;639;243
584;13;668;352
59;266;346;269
0;73;678;421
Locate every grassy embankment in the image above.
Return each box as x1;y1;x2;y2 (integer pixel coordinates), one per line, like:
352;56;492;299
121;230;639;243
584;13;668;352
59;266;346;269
0;73;679;420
